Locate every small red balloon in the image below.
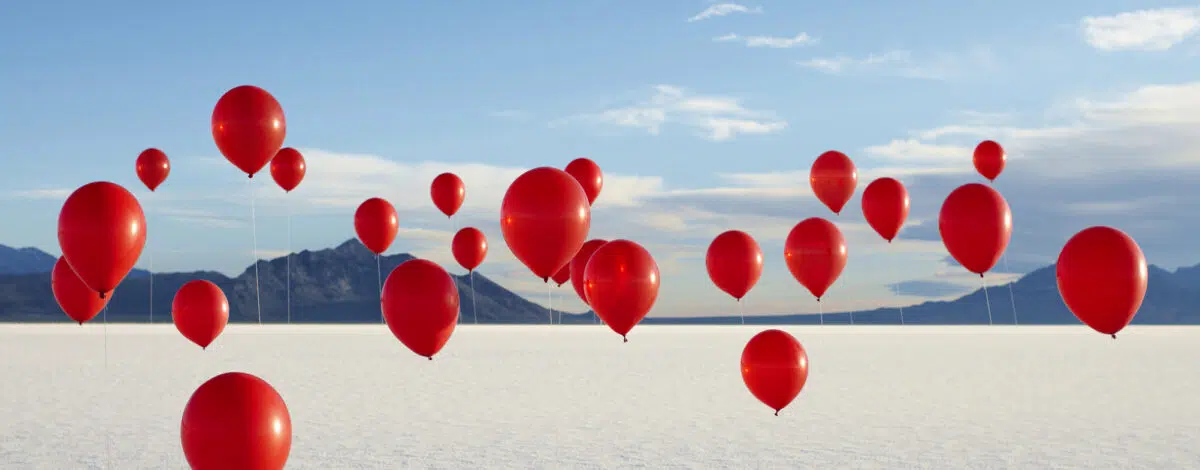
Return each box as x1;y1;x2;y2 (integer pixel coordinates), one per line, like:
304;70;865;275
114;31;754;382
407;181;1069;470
569;239;608;305
938;183;1012;276
211;85;287;178
583;240;659;342
51;257;109;324
742;329;809;415
57;181;146;298
269;147;306;192
135;148;170;191
861;177;910;243
784;218;847;301
564;157;603;206
382;259;459;359
1056;227;1148;337
451;227;488;272
810;150;858;215
181;372;292;470
431;172;466;218
354;198;399;255
551;264;571;287
973;140;1006;182
500;167;591;281
172;280;229;349
706;230;764;301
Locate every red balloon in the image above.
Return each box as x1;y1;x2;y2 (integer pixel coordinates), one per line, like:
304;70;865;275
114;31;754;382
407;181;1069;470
741;329;809;415
861;177;910;243
211;85;287;178
135;148;170;191
57;182;146;298
382;259;459;359
973;140;1006;182
569;239;608;305
564;157;603;206
1056;227;1148;338
705;230;764;301
172;280;229;349
500;167;591;281
51;257;109;324
269;147;306;192
938;183;1012;276
431;172;466;217
551;264;571;287
810;150;858;215
583;240;659;342
784;218;847;301
354;198;399;255
451;227;488;272
181;372;291;470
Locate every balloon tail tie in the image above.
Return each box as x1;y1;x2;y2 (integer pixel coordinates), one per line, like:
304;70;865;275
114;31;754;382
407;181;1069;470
1111;334;1117;340
249;177;262;325
623;335;628;343
99;291;107;300
774;410;779;417
981;276;994;326
470;270;479;324
376;255;384;324
428;356;433;361
1001;254;1018;325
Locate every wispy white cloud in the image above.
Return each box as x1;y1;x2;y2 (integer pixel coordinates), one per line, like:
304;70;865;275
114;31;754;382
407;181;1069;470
6;188;71;200
559;85;787;141
487;109;530;120
796;48;998;81
1081;7;1200;51
714;32;817;48
686;3;762;22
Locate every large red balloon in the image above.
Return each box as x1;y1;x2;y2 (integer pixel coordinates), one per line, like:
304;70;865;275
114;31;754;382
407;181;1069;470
211;85;287;178
705;230;763;301
861;177;910;243
354;198;399;255
57;181;146;298
741;329;809;415
451;227;488;272
181;372;292;470
938;183;1012;276
810;150;858;215
269;147;306;192
784;218;847;301
1056;227;1148;338
564;157;603;206
569;239;608;306
973;140;1006;182
500;167;591;281
431;172;466;218
382;259;459;359
583;240;659;342
551;264;571;287
135;148;170;192
172;280;229;349
51;257;109;325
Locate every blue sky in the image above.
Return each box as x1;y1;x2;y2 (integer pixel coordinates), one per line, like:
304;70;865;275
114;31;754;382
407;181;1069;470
3;1;1200;317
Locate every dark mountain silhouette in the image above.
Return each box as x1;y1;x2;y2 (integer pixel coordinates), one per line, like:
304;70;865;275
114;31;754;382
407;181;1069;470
0;240;1196;325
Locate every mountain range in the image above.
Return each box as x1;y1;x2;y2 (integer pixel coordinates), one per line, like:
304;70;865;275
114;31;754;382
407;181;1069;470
0;240;1197;325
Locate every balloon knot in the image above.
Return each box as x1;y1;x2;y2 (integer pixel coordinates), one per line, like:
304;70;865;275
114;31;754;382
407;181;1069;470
979;273;985;279
886;239;893;244
542;277;549;283
1111;334;1117;340
248;173;254;179
77;321;83;326
815;297;821;303
622;336;628;343
774;410;780;416
202;346;206;351
98;291;107;299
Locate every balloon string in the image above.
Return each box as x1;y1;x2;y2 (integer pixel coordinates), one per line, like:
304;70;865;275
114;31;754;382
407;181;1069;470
249;178;262;325
737;299;745;325
818;300;824;325
1002;255;1018;325
376;255;383;324
100;302;112;468
470;270;478;324
147;192;153;324
848;305;855;325
286;201;292;325
890;245;905;325
547;282;553;325
981;276;994;325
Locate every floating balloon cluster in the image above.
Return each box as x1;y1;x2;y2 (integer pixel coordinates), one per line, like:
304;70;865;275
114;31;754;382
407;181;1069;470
47;85;1151;469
